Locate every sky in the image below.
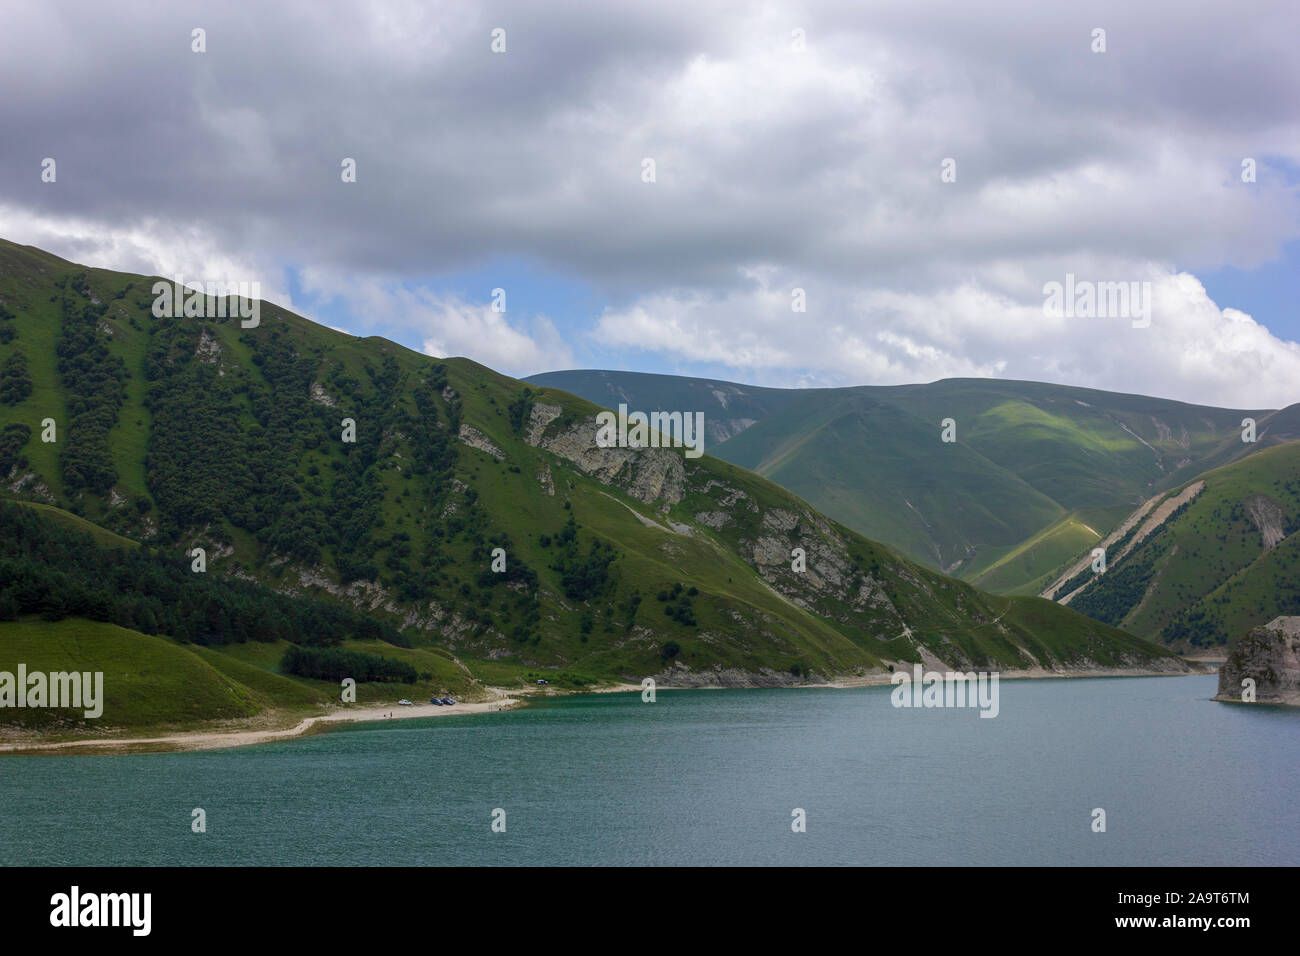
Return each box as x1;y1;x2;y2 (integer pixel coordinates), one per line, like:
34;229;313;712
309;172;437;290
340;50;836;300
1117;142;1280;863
1;0;1297;409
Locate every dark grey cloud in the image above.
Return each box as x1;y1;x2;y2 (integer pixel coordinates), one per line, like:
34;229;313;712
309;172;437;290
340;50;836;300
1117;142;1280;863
1;0;1298;402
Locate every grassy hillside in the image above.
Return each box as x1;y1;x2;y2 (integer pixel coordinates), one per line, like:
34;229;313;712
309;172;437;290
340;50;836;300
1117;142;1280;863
526;369;803;445
710;390;1065;574
0;617;498;733
529;369;1296;596
0;238;1183;704
1058;442;1300;648
0;618;277;731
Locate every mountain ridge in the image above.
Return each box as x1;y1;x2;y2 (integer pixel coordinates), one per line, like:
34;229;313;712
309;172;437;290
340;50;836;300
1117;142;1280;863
0;238;1186;703
527;368;1298;599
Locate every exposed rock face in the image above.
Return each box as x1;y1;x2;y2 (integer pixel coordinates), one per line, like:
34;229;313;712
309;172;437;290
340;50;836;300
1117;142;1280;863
689;475;895;627
705;416;758;444
458;424;505;460
310;382;339;407
524;404;685;505
525;402;563;445
1215;616;1300;705
1244;493;1286;550
195;328;222;364
652;662;821;688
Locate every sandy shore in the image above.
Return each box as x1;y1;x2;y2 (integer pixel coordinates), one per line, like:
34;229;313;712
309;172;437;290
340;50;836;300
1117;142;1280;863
0;691;525;756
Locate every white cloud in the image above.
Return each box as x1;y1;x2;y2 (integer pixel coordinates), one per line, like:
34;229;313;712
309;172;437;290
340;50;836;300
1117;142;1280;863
596;265;1300;407
296;266;574;377
419;301;575;377
0;205;296;308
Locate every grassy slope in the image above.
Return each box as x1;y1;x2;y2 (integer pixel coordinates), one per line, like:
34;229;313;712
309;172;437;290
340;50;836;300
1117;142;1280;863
529;370;1288;598
718;390;1065;572
0;239;1182;718
12;500;140;549
0;618;266;731
0;619;501;733
1065;442;1300;647
969;512;1103;595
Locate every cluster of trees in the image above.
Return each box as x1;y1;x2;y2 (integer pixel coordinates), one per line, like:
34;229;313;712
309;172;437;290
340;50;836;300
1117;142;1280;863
1066;499;1197;629
0;349;31;405
0;302;16;343
1160;608;1227;647
0;423;30;476
0;502;405;647
507;387;535;434
56;279;127;492
280;644;416;683
548;513;618;601
1069;539;1167;627
657;581;699;627
142;315;467;606
475;532;538;590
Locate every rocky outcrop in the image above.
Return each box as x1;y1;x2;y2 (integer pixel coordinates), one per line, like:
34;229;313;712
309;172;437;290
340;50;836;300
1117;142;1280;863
688;475;895;626
458;424;505;460
310;382;339;407
1244;493;1286;550
195;328;222;364
524;404;685;505
536;464;554;495
525;402;563;445
5;471;55;502
1215;617;1300;705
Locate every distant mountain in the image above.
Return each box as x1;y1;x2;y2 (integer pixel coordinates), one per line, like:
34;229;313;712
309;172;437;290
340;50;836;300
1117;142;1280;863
0;238;1183;714
524;369;805;445
528;370;1299;599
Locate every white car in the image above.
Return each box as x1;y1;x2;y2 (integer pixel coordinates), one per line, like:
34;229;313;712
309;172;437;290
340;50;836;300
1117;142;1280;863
398;699;413;706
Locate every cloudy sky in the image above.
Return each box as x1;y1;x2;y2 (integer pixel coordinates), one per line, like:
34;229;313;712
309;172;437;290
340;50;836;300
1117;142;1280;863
2;0;1298;408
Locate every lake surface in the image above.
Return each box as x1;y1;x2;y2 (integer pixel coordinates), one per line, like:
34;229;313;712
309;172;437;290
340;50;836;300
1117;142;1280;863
2;674;1296;866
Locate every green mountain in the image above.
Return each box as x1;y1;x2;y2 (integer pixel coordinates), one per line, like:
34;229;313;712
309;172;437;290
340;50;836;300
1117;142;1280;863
528;370;1298;596
0;238;1184;734
1050;442;1300;649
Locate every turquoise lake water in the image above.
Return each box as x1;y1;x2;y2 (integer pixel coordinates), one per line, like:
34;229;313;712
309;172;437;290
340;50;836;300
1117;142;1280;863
1;674;1296;865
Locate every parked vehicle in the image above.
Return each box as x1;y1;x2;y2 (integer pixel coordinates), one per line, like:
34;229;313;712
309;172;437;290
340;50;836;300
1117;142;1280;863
429;697;443;705
440;698;455;706
398;699;413;706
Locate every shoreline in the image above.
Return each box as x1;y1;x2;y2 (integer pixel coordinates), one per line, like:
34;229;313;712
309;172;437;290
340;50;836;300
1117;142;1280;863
0;691;526;757
582;663;1206;695
0;664;1206;756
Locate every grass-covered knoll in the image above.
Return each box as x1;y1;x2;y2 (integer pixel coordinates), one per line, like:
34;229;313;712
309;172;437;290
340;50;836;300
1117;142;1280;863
11;500;140;550
0;618;488;733
0;239;1182;690
0;618;265;731
969;513;1105;595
